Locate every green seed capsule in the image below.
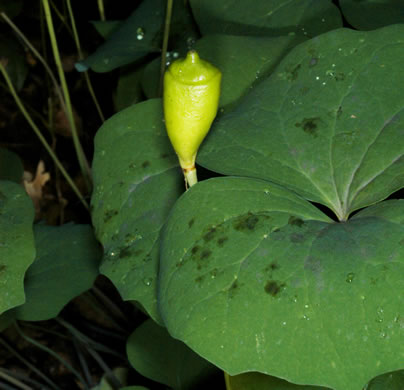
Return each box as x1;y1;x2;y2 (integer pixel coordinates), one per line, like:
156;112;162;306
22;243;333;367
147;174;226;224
163;50;222;187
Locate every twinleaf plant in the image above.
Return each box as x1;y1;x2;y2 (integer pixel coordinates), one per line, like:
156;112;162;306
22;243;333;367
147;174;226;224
91;5;404;390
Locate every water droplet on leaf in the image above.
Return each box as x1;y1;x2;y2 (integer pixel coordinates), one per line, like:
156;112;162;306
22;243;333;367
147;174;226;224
136;27;145;40
346;272;355;283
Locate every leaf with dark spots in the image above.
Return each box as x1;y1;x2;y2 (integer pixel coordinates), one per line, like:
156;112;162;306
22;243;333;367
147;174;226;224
265;262;280;273
295;117;323;137
264;280;285;297
191;245;200;255
233;213;267;232
217;236;228;247
288;216;305;227
141;161;150;168
195;275;205;284
160;177;404;390
286;63;301;81
188;218;195;228
104;209;118;223
203;227;217;242
119;247;132;259
228;280;240;298
200;249;212;260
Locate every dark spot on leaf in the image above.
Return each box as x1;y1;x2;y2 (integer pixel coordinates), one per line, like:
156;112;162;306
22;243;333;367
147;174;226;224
264;280;285;297
176;261;183;268
160;153;169;159
295;117;321;137
337;106;343;117
119;247;132;258
104;209;118;222
203;227;217;242
191;245;200;255
210;268;218;278
143;254;152;263
371;277;378;285
286;63;301;81
273;228;280;233
0;264;6;273
267;262;279;271
141;161;150;168
129;163;136;169
229;280;242;298
234;213;269;232
309;57;318;67
335;72;345;81
288;216;304;227
195;275;204;284
290;233;305;243
200;249;212;260
217;236;228;247
118;181;124;187
188;218;195;228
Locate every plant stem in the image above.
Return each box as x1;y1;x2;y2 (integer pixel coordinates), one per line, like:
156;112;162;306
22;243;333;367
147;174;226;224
0;370;32;390
0;335;61;390
42;0;92;191
158;0;173;97
0;12;67;115
0;61;89;210
184;167;197;187
14;323;90;390
97;0;106;21
49;0;73;36
66;0;105;123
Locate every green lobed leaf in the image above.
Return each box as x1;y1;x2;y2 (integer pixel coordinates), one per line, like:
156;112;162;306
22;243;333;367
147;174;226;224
115;65;145;112
0;147;23;183
127;319;218;390
91;99;182;324
199;25;404;220
190;0;342;37
12;224;101;321
339;0;404;30
366;369;404;390
76;0;164;72
159;177;404;390
226;371;330;390
142;34;307;106
0;181;35;315
90;21;124;40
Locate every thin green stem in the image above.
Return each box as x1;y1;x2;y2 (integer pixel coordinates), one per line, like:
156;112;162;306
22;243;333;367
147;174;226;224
0;12;67;115
0;335;61;390
0;61;89;210
0;370;32;390
158;0;173;97
42;0;92;191
184;167;198;188
66;0;105;123
56;317;126;359
49;0;73;36
97;0;106;21
14;323;90;390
